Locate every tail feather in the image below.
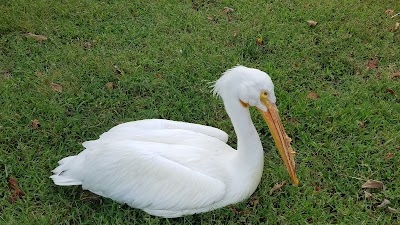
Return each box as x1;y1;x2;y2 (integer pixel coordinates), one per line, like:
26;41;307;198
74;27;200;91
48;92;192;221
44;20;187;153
50;175;82;186
50;155;82;186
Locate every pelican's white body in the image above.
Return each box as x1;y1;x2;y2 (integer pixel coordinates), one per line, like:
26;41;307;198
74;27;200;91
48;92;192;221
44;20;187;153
51;66;277;218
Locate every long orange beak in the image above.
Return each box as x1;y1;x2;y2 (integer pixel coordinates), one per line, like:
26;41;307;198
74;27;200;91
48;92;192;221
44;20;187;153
258;100;299;186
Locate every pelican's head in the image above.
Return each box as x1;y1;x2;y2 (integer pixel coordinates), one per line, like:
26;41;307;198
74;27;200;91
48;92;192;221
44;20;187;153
213;65;299;186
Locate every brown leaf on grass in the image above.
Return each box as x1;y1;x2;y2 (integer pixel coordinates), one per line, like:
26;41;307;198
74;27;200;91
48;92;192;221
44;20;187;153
377;199;391;208
8;177;25;204
50;82;63;92
362;179;384;189
9;177;19;189
221;7;235;22
269;180;287;195
387;206;398;213
314;186;322;192
385;153;394;160
307;20;318;27
385;9;394;15
248;196;259;208
385;88;396;95
31;119;40;129
207;16;215;22
366;58;378;69
364;190;373;199
392;22;400;32
105;82;114;90
24;32;48;42
357;120;366;128
390;71;400;79
223;7;234;14
256;37;263;46
306;92;319;100
155;73;162;79
84;41;93;49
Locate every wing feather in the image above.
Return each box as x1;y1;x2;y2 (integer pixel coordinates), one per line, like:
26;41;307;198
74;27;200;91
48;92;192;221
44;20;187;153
75;140;227;211
101;119;228;143
97;128;230;151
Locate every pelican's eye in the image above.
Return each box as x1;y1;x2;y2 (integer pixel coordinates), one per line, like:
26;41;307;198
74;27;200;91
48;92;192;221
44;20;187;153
260;91;269;100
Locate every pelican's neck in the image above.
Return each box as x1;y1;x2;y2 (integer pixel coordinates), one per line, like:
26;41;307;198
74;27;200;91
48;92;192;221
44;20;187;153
223;99;263;160
222;98;264;199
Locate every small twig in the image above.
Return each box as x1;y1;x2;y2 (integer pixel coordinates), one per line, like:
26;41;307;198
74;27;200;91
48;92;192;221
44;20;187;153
391;12;400;18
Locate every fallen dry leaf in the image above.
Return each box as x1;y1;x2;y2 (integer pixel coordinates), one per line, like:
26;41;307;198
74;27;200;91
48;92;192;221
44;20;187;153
306;92;319;100
387;206;398;213
358;120;366;128
24;32;48;42
269;180;287;195
307;20;318;27
385;9;394;15
84;42;92;48
256;37;263;46
84;41;93;49
366;58;378;69
364;190;373;199
385;152;394;160
9;177;19;189
392;22;400;32
233;31;238;37
362;179;384;189
248;196;259;208
8;177;25;204
390;71;400;79
207;16;215;22
155;73;162;79
223;7;234;14
377;199;390;208
50;82;63;92
31;119;40;129
314;186;322;192
105;82;114;90
385;88;396;95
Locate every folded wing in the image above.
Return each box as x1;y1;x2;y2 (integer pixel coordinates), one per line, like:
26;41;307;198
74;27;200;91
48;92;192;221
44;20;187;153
68;140;227;211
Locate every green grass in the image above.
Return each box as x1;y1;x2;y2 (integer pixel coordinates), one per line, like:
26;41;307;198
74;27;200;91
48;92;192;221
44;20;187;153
1;0;399;224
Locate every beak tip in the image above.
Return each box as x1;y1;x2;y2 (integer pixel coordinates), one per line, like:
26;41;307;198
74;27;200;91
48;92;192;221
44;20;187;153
293;178;299;186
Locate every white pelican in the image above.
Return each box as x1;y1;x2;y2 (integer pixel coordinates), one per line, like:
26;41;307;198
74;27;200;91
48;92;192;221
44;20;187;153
50;66;298;218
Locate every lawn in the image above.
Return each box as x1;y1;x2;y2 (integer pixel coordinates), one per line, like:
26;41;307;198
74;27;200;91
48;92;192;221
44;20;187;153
1;0;399;224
